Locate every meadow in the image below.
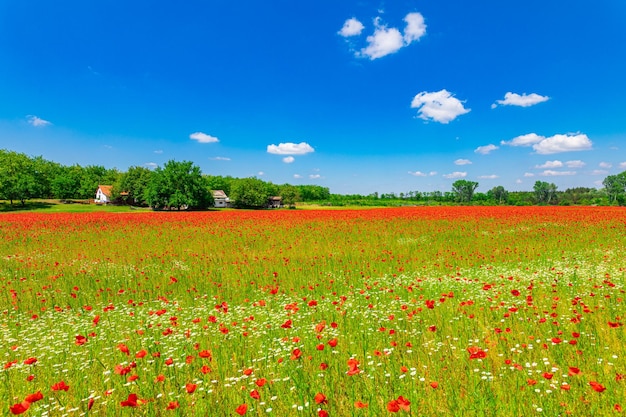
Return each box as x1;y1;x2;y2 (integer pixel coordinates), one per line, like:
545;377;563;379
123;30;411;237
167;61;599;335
1;207;625;416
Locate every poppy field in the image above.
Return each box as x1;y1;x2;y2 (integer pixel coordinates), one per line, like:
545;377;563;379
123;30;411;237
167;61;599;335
1;207;625;416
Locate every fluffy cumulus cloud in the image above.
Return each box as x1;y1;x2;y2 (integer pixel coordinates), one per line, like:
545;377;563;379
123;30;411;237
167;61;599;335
620;162;626;169
540;170;576;176
27;115;52;127
454;158;472;166
492;92;549;108
411;90;470;124
282;156;295;164
592;169;609;175
532;134;592;155
535;160;563;169
338;18;364;37
501;133;592;154
524;173;535;177
190;132;219;143
344;12;426;60
443;171;467;179
144;162;158;169
267;142;314;155
478;174;499;179
408;171;427;177
309;174;321;179
474;144;498;155
293;174;303;179
599;162;612;169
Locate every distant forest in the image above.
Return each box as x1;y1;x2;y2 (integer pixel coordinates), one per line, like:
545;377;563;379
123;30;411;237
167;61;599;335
1;149;625;208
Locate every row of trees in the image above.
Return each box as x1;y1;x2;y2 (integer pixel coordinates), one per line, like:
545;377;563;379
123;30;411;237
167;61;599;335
1;149;625;207
0;149;330;209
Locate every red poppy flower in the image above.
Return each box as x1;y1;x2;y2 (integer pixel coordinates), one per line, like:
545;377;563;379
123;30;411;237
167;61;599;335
318;410;329;417
135;350;147;359
51;380;70;391
250;389;260;400
543;372;553;380
9;401;30;415
75;335;87;346
198;350;212;358
568;367;581;376
467;346;486;359
24;391;43;403
166;401;179;410
200;365;211;374
23;357;37;365
430;381;439;389
290;348;302;360
589;381;606;392
235;404;248;415
121;393;139;407
328;338;338;348
354;401;368;408
314;393;328;404
255;378;267;387
347;358;361;376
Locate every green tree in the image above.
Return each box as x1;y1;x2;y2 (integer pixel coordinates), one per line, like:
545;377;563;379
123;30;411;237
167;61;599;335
230;177;271;208
144;160;211;210
488;185;509;204
115;166;153;205
451;180;479;203
51;165;83;199
279;184;301;208
533;181;558;204
0;150;43;205
602;173;626;204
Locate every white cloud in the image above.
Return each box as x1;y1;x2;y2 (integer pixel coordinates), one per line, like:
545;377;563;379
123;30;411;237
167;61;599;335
411;89;470;124
524;172;535;177
478;174;499;179
599;161;612;169
501;133;544;147
592;169;609;175
408;171;427;177
309;174;321;179
190;132;219;143
282;156;295;164
144;162;158;169
27;115;52;127
516;179;523;184
443;171;467;179
535;160;563;169
257;171;264;176
210;156;231;161
565;160;585;168
454;158;472;166
620;162;626;169
293;174;303;179
154;150;163;154
403;13;427;43
532;133;592;154
474;144;498;155
358;12;426;60
267;142;314;155
429;171;437;176
502;133;593;154
338;18;364;37
540;170;576;176
492;92;549;108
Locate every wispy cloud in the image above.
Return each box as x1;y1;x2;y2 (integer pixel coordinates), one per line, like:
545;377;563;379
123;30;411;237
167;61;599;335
535;160;563;169
27;115;52;127
338;18;364;37
408;171;427;177
293;174;303;179
478;174;499;179
620;162;626;169
282;156;295;164
599;161;612;169
540;170;576;176
565;160;585;168
474;144;498;155
190;132;219;143
154;150;163;154
411;90;470;124
524;172;535;177
267;142;314;155
309;174;321;179
144;162;158;169
443;171;467;179
209;156;231;161
257;171;264;176
492;92;549;108
591;169;609;175
501;133;592;154
454;158;472;166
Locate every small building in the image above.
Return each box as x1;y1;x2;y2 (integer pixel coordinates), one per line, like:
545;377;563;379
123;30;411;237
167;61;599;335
212;190;231;208
95;185;113;204
267;196;283;209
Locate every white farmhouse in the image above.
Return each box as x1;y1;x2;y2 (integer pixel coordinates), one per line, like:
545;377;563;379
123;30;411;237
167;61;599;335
95;185;113;204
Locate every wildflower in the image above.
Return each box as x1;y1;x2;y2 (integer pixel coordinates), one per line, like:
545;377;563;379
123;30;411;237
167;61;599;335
51;380;70;391
589;381;606;392
235;404;248;415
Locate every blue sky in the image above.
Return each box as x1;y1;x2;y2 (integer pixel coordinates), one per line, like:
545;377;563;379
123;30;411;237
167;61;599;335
1;1;625;195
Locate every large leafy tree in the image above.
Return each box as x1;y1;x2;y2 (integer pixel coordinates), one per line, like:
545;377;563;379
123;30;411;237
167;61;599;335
0;150;43;205
144;160;211;210
230;177;272;208
451;180;479;203
488;185;509;204
533;181;558;204
115;166;153;205
51;165;83;199
602;172;626;205
279;184;301;208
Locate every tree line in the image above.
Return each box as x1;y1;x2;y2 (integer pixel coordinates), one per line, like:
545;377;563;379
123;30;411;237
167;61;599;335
1;149;625;208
